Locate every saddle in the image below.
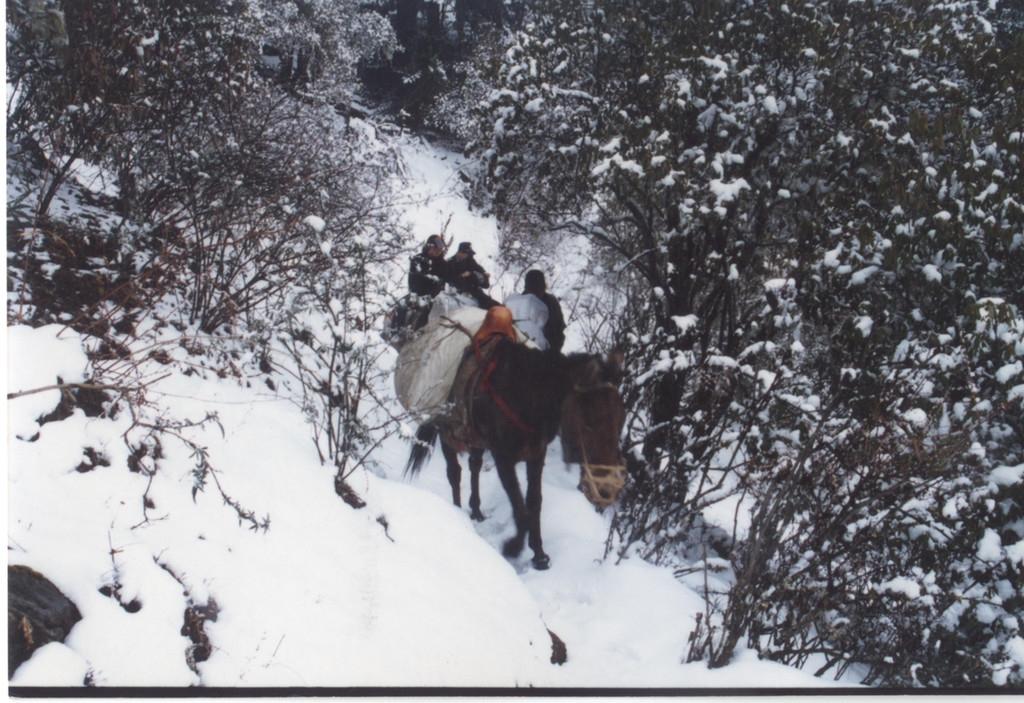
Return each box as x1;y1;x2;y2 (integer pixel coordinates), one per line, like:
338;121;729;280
444;307;519;449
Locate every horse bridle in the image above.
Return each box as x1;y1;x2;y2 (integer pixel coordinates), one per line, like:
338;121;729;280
569;382;626;507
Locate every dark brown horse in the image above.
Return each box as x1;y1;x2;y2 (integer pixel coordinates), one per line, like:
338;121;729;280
406;336;626;570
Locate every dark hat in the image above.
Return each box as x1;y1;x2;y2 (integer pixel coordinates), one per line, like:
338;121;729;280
457;241;475;254
426;234;445;247
524;269;546;293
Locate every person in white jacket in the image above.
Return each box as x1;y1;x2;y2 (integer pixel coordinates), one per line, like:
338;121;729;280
504;289;549;349
503;270;566;351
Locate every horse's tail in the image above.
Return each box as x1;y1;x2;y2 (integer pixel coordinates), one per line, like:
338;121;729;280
405;423;438;477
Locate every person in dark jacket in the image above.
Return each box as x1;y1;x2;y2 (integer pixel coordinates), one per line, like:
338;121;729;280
394;234;450;334
523;269;566;353
446;242;499;309
408;234;449;297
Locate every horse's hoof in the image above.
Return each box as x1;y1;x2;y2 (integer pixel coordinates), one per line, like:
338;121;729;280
470;510;486;522
503;538;524;558
532;554;551;570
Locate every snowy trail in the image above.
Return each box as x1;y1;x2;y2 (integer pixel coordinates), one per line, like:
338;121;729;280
372;137;847;687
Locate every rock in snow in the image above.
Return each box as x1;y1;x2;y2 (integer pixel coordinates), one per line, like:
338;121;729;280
8;565;82;678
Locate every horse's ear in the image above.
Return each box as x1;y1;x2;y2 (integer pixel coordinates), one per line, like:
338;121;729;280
605;348;625;384
578;358;602;386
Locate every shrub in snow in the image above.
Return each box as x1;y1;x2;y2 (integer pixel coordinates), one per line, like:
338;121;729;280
8;0;408;527
8;0;404;333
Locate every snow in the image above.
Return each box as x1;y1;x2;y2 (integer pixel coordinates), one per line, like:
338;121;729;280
592;154;645;178
1007;540;1024;566
1002;637;1024;683
708;355;740;369
876;577;921;600
709;178;750;206
8;325;553;686
849;265;879;285
6;139;848;691
699;56;730;81
823;244;843;268
977;529;1004;562
7;324;91;439
922;264;942;282
392;137;504;295
990;463;1024;486
902;408;928;427
672;314;699;334
10;643;91;686
302;215;326;233
757;370;777;391
995;360;1022;384
6;318;842;688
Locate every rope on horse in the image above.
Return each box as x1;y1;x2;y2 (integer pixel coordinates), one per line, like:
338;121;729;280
474;337;537;436
578;462;626;508
438;315;475;339
575;417;626;508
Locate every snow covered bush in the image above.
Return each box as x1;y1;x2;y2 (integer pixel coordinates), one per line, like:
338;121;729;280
7;0;408;517
254;0;396;100
268;176;406;483
471;0;1023;686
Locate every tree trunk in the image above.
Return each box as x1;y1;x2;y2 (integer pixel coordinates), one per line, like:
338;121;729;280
482;0;502;26
425;1;441;38
455;0;468;43
395;0;421;65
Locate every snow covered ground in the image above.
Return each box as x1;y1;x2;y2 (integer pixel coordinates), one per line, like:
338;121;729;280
5;135;855;690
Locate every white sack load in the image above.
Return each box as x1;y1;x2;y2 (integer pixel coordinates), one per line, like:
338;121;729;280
395;307;486;418
428;291;480;323
395;306;531;418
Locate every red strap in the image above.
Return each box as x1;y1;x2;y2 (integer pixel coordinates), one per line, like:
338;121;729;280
474;337;536;436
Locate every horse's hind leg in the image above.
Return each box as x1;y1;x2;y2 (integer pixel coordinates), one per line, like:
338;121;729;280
440;439;463;507
494;456;528;558
468;448;485;522
525;457;550;570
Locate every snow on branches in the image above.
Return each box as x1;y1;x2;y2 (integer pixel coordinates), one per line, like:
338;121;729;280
471;0;1023;687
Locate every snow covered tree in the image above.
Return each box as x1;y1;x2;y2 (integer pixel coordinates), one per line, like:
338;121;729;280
8;0;409;511
471;0;1023;686
358;0;526;131
273;190;407;483
254;0;396;101
7;0;259;218
7;0;403;329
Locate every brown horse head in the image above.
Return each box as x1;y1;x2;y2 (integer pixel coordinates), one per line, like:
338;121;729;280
560;352;627;508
